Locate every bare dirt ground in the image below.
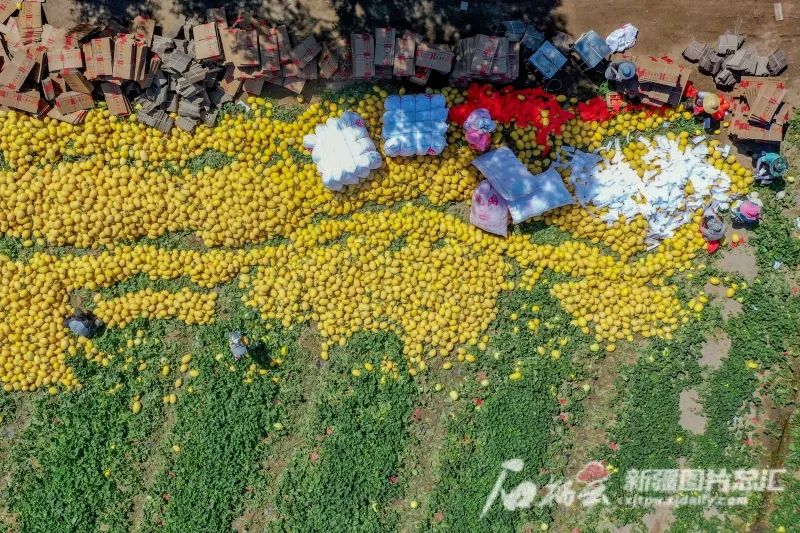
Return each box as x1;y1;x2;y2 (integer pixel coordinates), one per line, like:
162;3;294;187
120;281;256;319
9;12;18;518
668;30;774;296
47;0;800;106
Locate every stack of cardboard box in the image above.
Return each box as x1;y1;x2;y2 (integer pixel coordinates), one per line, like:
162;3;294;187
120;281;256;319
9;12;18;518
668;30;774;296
729;77;790;143
450;34;520;85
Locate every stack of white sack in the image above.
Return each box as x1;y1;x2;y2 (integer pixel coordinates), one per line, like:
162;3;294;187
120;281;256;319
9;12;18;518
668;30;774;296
382;93;449;157
303;111;383;191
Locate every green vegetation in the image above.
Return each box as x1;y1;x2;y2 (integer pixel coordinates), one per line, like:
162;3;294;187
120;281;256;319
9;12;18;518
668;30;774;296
271;332;416;532
187;149;234;174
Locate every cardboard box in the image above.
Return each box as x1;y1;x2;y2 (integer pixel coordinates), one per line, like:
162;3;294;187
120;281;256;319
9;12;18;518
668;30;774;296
131;15;155;46
47;105;88;125
100;82;132;117
414;43;453;73
749;79;786;124
0;50;36;90
289;35;321;68
470;35;499;76
41;25;69;51
41;75;57;100
332;39;351;80
258;32;280;72
0;86;40;112
48;48;83;72
374;27;396;67
193;23;222;60
351;33;374;79
55;90;93;113
133;43;149;83
91;37;113;77
374;65;392;79
730;98;784;142
220;28;259;67
408;65;431;85
219;64;242;96
489;37;509;77
393;31;415;76
282;76;305;94
0;2;15;25
63;71;93;94
28;44;46;82
112;34;136;79
18;2;42;31
207;7;227;27
318;46;338;79
635;55;682;86
280;61;300;78
242;77;264;95
272;25;292;64
101;81;131;116
299;60;317;80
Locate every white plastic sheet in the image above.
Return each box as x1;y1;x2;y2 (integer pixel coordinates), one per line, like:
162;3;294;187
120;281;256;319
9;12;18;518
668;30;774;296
605;23;638;53
565;137;733;246
302;111;382;191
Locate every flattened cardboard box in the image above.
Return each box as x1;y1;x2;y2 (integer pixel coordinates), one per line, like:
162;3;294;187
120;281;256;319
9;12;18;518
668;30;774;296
282;76;305;94
748;79;786;124
64;71;93;94
272;25;292;64
101;81;131;116
220;28;259;67
243;77;264;95
0;50;36;90
41;25;68;51
131;15;155;46
256;32;279;73
289;35;321;68
374;27;396;67
0;87;40;112
112;34;136;79
18;2;42;31
28;44;46;82
47;105;88;125
48;48;83;72
219;65;242;95
41;75;57;99
91;37;113;77
351;33;374;79
0;2;15;25
393;31;415;76
133;43;149;83
55;90;93;114
318;46;338;79
414;43;453;73
193;23;222;60
634;55;682;86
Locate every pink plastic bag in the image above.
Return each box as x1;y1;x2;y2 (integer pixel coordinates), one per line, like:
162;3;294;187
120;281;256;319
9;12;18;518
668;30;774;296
470;180;509;237
466;129;491;151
